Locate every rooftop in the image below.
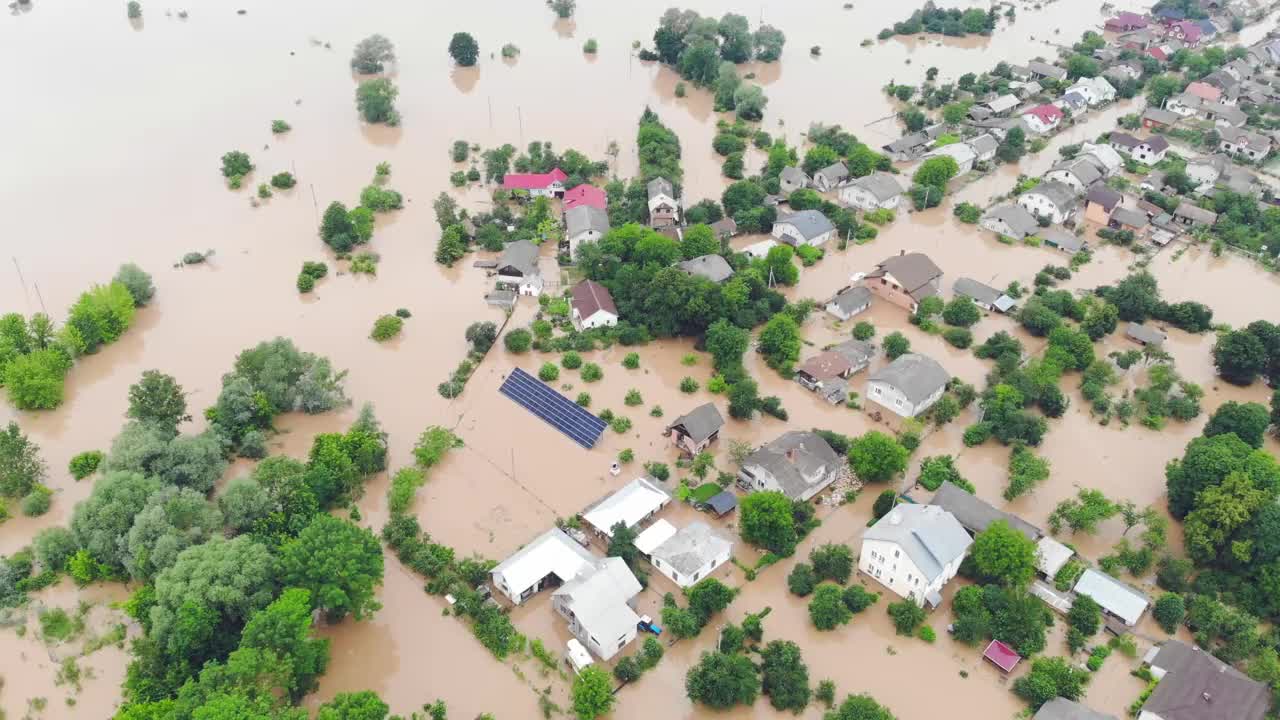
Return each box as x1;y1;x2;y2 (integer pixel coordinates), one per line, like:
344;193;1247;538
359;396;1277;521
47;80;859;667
565;204;610;238
677;254;735;283
743;431;843;501
867;251;943;295
930;481;1042;540
581;477;671;536
491;527;596;596
776;209;835;240
650;521;733;577
502;167;568;190
864;504;972;583
1073;568;1150;626
868;353;950;404
1033;698;1118;720
498;240;540;276
667;403;724;444
571;280;618;320
852;172;904;201
553;557;642;647
1145;640;1270;720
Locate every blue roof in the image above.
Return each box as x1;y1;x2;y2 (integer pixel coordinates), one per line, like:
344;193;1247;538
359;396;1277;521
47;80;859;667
499;368;608;448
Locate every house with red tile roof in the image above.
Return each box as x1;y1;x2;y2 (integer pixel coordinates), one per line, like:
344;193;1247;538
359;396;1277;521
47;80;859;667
1185;81;1222;103
1165;20;1202;46
502;167;568;197
1021;104;1064;134
562;184;607;212
1104;12;1147;32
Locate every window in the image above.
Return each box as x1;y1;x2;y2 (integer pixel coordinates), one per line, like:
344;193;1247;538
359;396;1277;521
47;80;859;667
590;635;599;646
617;636;627;650
692;572;700;582
907;573;912;583
895;398;903;408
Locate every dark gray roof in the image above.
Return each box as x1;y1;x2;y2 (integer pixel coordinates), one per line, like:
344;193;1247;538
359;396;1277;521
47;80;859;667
1110;132;1141;149
930;482;1042;540
1041;227;1085;253
867;252;943;296
1033;698;1118;720
776;209;835;240
829;286;871;314
1142;107;1180;125
830;339;875;367
1086;186;1122;212
868;353;950;404
1174;201;1218;225
744;431;843;500
1028;181;1079;212
953;277;1003;306
1111;207;1149;228
667;403;723;444
565;205;610;238
1126;322;1167;345
1146;640;1270;720
704;491;737;516
498;240;539;276
863;505;972;583
709;217;737;238
814;161;849;184
647;177;674;199
853;172;903;201
677;254;734;283
1028;60;1068;80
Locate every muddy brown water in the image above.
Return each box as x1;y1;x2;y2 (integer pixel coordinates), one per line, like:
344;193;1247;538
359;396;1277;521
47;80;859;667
2;0;1277;717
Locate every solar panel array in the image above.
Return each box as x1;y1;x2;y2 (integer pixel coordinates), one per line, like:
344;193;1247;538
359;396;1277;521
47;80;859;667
499;367;608;449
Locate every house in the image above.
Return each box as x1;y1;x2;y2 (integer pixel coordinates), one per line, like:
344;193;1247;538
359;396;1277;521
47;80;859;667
700;491;736;517
742;238;778;259
581;477;671;538
1211;104;1248;128
1034;698;1118;720
1173;201;1218;227
779;166;810;194
1104;61;1143;84
983;94;1020;116
772;209;836;247
1065;77;1117;106
1085;186;1122;224
495;240;543;296
1008;64;1032;81
1056;92;1088;115
570;280;618;330
981;205;1039;240
1018;181;1079;224
1153;6;1186;22
1186;154;1229;190
1165;92;1204;117
882;124;944;161
709;217;738;241
1126;322;1167;347
864;251;944;313
953;277;1016;313
1040;227;1087;255
647;177;679;228
860;504;972;607
1164;20;1203;46
565;205;610;260
1109;133;1169;165
677;254;734;283
1104;12;1147;32
866;353;950;418
826;285;872;321
502;167;568;197
1141;171;1172;194
491;527;596;605
563;184;607;212
1194;18;1216;41
812;162;849;192
1083;143;1125;177
1119;29;1158;51
1073;568;1149;627
839;172;904;211
552;557;642;661
796;349;856;392
637;520;733;588
1224;58;1256;83
830;339;875;374
1185;80;1222;104
1110;208;1150;237
666;403;724;456
1021;104;1064;134
737;431;843;502
1139;641;1270;720
1141;107;1180;131
1011;80;1043;99
924;142;977;174
1045;158;1103;193
1220;126;1273;161
968;134;999;163
1027;60;1068;82
930;481;1041;540
984;640;1022;674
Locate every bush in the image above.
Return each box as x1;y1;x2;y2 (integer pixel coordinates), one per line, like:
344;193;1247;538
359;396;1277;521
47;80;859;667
962;422;992;447
581;363;603;382
1152;593;1185;634
852;321;875;340
872;489;897;520
943;327;973;349
370;315;403;341
220;151;252;178
113;264;155;307
809;583;852;630
917;625;936;643
883;332;910;360
296;273;315;293
810;543;854;584
538;363;560;382
68;451;104;480
356;78;400;125
787;563;816;596
622;352;640;369
21;486;52;516
624;389;642;406
127;1;142;18
679;377;699;393
561;352;583;369
887;600;925;635
842;585;878;613
576;392;591;407
504;329;532;353
448;32;480;66
301;261;328;279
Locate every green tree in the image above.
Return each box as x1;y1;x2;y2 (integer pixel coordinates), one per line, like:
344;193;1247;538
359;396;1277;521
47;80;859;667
33;527;78;573
685;651;760;709
351;34;396;74
1146;74;1184;107
809;583;852;630
917;455;962;492
281;514;384;621
997;127;1026;163
847;431;908;483
571;666;614;720
680;224;721;259
727;378;759;420
872;489;897;520
882;332;909;360
787;562;817;596
971;520;1037;587
356;78;400;124
705;319;750;373
219;477;273;534
1048;489;1117;535
810;543;854;584
1203;401;1270;449
321;202;358;251
1165;433;1278;518
826;693;897;720
887;600;925;635
942;296;981;327
950;586;992;645
687;578;736;624
316;691;388;720
1184;471;1268;565
1214;329;1268;386
448;32;480;66
72;471;163;570
125;486;224;581
913;156;959;192
237;588;331;701
760;640;811;712
127;370;190;434
1012;657;1089;709
114;263;156;307
1082;302;1119;340
740;491;798;556
0;421;46;499
3;349;68;410
758;314;801;371
67;281;136;353
1066;593;1101;638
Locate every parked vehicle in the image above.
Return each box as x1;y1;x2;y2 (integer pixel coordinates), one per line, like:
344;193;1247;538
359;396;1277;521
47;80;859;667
565;638;593;674
637;615;663;636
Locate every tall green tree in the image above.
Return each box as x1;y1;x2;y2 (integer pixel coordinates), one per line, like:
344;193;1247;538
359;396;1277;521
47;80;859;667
685;651;760;709
448;32;480;66
571;666;614;720
847;431;908;483
0;421;46;499
281;515;384;621
127;370;191;434
970;520;1037;587
760;640;811;712
739;491;798;556
1203;401;1271;449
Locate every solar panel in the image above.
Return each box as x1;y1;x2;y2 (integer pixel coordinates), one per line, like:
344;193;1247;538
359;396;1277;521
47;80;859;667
499;367;608;449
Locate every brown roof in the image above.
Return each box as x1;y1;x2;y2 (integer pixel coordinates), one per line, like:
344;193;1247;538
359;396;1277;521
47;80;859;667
1086;186;1122;212
866;252;943;298
797;351;852;381
571;280;617;319
1145;641;1270;720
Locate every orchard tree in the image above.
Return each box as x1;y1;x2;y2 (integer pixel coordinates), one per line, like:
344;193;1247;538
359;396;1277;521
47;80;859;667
847;431;908;483
970;520;1037;587
281;514;384;621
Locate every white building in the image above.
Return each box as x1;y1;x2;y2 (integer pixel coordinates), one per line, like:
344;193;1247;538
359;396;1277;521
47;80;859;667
581;477;671;538
865;352;950;419
635;520;733;588
923;142;977;174
551;557;642;660
860;504;972;607
564;205;610;261
839;172;903;211
771;209;837;247
1073;569;1150;627
1044;158;1103;194
1065;76;1117;106
570;280;619;330
494;239;543;296
1017;180;1079;224
1021;105;1064;134
1078;143;1124;176
490;528;596;605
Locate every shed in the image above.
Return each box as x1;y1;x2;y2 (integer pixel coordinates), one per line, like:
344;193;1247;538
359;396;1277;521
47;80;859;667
702;491;738;517
1036;536;1074;578
1126;322;1167;347
983;640;1022;673
677;254;735;283
581;477;671;537
1073;568;1150;627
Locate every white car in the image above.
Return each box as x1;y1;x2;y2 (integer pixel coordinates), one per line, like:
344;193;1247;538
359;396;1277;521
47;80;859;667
565;639;593;674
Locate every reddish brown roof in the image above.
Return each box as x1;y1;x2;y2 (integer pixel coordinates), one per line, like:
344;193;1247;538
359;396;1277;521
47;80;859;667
797;351;852;381
571;280;617;320
983;640;1021;673
1024;104;1063;124
563;184;607;211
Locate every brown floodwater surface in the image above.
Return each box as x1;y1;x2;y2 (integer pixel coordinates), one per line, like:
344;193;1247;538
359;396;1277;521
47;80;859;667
1;0;1275;717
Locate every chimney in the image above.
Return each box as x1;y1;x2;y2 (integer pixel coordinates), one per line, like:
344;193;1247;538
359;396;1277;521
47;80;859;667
899;249;905;256
1202;692;1212;702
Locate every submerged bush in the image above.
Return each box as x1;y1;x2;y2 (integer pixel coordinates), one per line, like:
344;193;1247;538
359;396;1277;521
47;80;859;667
371;315;403;341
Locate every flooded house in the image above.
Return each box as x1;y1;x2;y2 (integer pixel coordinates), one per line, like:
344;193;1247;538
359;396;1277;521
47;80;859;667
1104;11;1148;32
968;134;998;163
1021;104;1064;134
1033;699;1117;720
501;167;568;198
490;527;596;605
708;217;738;241
838;172;904;211
952;278;1017;314
1017;181;1078;224
795;340;874;399
562;184;607;212
825;285;872;321
564;204;610;260
1109;133;1169;165
1109;208;1150;238
924;142;977;174
860;504;972;607
552;557;642;661
981;205;1039;240
881;124;944;161
863;251;944;313
634;520;733;588
1140;640;1270;720
1072;568;1150;628
1045;157;1104;194
1066;77;1116;107
1126;322;1168;347
929;482;1041;540
1040;227;1087;255
666;403;724;456
581;476;671;538
1173;201;1218;228
779;166;811;193
1084;186;1123;225
772;209;836;247
811;161;849;192
979;94;1020;117
866;353;950;419
570;280;618;330
1027;60;1068;82
646;177;679;228
495;239;543;296
737;430;843;502
1218;126;1273;161
677;254;735;283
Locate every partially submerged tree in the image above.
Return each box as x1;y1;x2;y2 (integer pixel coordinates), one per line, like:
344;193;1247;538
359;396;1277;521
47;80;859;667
351;34;396;74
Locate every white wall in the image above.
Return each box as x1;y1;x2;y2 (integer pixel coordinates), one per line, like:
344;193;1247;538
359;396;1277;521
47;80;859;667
1018;193;1067;224
652;551;730;589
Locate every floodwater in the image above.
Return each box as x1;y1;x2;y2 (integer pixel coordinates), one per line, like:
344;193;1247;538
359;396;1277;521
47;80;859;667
1;0;1276;718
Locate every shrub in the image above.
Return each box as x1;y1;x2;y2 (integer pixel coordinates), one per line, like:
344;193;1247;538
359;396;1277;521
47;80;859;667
887;600;925;635
1152;593;1185;634
581;363;603;382
610;416;631;434
356;78;400;125
221;151;253;178
624;389;642;406
679;377;699;393
852;322;875;340
126;1;141;18
622;352;640;369
943;327;973;349
644;462;670;481
883;331;910;360
842;585;878;613
618;448;633;463
538;363;560;382
370;315;403;341
787;563;816;596
872;489;897;520
962;422;992;447
504;329;532;353
809;583;852;630
917;625;937;643
113;264;155;307
810;544;854;584
576;393;591;407
500;43;519;59
21;486;52;516
297;273;315;293
583;38;598;54
561;352;583;369
68;451;104;480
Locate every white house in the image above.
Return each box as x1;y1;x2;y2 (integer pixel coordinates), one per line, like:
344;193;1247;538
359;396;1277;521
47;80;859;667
839;172;903;211
865;352;950;418
812;162;850;192
1065;76;1117;106
635;520;733;588
1219;127;1273;161
570;280;618;330
779;167;810;193
1017;181;1079;224
1109;133;1170;165
647;177;679;228
495;240;543;296
581;477;671;538
1079;143;1124;176
565;205;610;260
981;205;1039;240
923;142;977;174
552;557;642;660
1186;154;1228;191
825;285;872;321
1073;568;1149;627
1044;158;1103;194
772;209;836;247
737;431;843;502
1021;104;1064;134
968;134;999;163
502;167;568;198
860;504;972;607
490;527;596;605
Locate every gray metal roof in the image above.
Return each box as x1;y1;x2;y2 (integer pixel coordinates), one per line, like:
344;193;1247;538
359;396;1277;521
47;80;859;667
1033;698;1118;720
1175;201;1219;225
565;205;610;238
667;403;723;444
647;177;674;199
1028;181;1079;213
867;252;943;295
953;277;1002;306
829;286;871;315
814;161;849;184
863;505;972;584
983;205;1039;237
1041;227;1085;253
498;240;540;277
650;521;732;576
1053;158;1102;187
780;166;809;186
868;353;950;405
1110;207;1148;228
969;134;999;156
830;339;875;367
677;254;734;283
930;482;1042;540
1126;322;1167;345
704;491;737;516
1086;186;1122;212
1073;568;1149;626
743;431;842;501
853;172;904;201
775;209;835;240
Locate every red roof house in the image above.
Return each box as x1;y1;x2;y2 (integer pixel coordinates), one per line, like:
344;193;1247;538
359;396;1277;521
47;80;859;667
1104;12;1148;32
983;640;1021;673
1185;81;1221;103
502;168;569;196
1166;20;1202;45
563;184;607;212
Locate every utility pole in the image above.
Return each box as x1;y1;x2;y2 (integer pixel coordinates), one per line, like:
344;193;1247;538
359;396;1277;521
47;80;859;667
33;283;47;315
11;257;30;310
309;184;320;228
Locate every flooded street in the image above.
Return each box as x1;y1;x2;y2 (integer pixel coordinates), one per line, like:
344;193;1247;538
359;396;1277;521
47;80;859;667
2;0;1278;718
